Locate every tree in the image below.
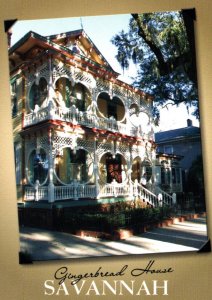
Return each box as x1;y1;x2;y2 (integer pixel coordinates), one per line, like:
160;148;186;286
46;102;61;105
187;155;204;193
186;155;205;211
111;10;199;124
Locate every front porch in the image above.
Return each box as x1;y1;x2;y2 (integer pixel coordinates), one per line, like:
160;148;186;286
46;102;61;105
24;180;173;207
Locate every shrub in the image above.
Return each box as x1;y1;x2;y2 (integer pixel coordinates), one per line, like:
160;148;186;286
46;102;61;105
53;204;174;233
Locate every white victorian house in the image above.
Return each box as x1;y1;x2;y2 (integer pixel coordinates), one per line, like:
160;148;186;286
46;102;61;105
10;29;178;208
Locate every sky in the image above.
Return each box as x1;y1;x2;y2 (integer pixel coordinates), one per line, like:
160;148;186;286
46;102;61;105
11;14;136;83
10;14;200;131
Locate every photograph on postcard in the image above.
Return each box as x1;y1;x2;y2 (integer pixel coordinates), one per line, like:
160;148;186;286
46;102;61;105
6;10;209;262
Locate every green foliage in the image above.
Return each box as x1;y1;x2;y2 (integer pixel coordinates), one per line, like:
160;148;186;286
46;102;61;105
56;204;173;233
186;155;204;194
111;11;199;125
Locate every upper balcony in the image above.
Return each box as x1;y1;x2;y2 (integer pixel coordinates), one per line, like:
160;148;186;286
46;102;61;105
23;75;154;140
23;101;154;140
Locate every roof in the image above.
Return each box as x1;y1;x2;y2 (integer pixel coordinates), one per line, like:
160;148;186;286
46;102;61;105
155;125;200;143
9;29;153;99
9;29;119;76
156;152;183;160
46;29;113;68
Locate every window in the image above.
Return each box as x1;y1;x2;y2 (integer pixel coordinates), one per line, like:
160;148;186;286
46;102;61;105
12;96;18;117
14;142;21;184
11;80;18;117
161;160;170;185
172;168;181;184
161;167;171;185
164;145;173;154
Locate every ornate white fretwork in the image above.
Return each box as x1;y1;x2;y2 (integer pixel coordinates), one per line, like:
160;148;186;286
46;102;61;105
96;78;110;93
37;136;49;152
77;139;95;152
53;62;95;89
116;143;131;160
26;63;49;88
53;135;74;154
96;141;113;157
52;61;73;80
113;84;128;99
131;144;145;160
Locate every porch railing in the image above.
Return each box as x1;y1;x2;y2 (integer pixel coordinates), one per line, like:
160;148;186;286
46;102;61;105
54;184;97;201
24;181;173;208
154;186;174;206
23;105;153;139
98;182;130;198
25;186;48;201
129;181;160;207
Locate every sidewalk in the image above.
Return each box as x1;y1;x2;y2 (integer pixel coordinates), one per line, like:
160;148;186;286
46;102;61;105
19;216;208;262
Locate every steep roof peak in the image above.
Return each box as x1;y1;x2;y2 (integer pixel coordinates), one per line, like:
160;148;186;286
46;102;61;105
46;29;84;41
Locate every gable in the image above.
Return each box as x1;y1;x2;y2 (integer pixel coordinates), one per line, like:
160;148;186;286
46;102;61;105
9;30;119;78
47;29;117;73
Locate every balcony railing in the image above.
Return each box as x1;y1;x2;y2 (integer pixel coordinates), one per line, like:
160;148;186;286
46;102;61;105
23;103;154;139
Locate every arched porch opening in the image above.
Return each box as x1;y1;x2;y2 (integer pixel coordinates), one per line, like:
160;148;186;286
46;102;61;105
54;78;91;110
99;152;127;184
97;92;125;121
71;82;91;111
131;156;142;182
55;77;72;108
54;147;94;185
29;77;48;111
27;148;48;185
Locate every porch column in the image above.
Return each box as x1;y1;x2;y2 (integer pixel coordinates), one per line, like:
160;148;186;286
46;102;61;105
154;165;161;186
48;54;55;103
48;128;55;203
91;91;97;114
124;101;131;135
128;144;134;199
179;168;183;192
169;165;173;191
151;163;157;185
94;139;99;198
